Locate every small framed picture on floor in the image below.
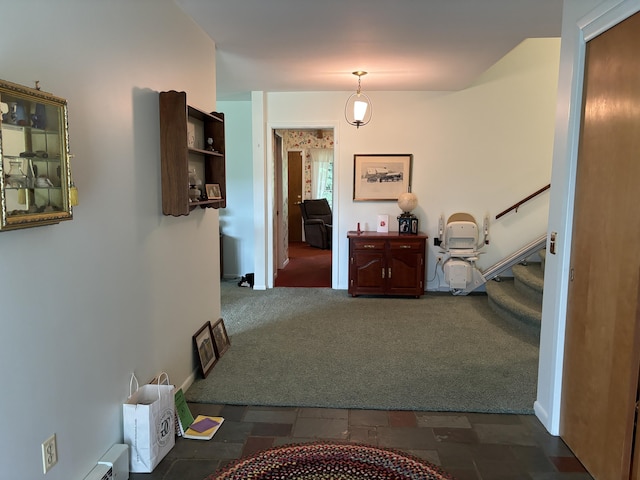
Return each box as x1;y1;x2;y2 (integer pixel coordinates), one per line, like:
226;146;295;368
211;318;230;358
193;321;217;378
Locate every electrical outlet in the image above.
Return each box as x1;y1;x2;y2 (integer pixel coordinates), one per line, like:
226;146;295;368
42;434;58;474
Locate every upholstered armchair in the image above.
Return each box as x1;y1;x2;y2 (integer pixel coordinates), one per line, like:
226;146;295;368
299;199;332;249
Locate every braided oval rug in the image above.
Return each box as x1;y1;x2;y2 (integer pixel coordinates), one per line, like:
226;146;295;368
209;442;456;480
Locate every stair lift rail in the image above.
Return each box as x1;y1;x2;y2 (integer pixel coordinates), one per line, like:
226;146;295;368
481;233;547;283
451;233;547;296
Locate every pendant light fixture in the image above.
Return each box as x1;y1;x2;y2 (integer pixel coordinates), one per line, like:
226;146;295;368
344;71;372;128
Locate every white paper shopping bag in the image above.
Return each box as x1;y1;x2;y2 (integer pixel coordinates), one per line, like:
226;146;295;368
123;373;175;473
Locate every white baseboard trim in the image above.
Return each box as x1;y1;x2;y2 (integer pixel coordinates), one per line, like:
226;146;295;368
534;400;559;436
181;370;197;393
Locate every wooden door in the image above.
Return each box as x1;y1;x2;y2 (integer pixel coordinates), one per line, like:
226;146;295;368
561;12;640;479
288;151;303;242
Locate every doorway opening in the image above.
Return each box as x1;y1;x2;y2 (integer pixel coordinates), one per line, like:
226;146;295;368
273;128;334;288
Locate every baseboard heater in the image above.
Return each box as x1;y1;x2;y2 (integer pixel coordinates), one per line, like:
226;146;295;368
84;444;129;480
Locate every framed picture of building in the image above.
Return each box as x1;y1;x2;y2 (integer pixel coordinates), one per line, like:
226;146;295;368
353;154;412;201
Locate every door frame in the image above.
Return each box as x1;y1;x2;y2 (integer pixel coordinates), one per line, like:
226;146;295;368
539;0;640;435
265;122;339;289
273;132;287;272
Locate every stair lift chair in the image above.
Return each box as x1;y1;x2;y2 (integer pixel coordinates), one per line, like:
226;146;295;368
438;213;489;294
299;199;333;249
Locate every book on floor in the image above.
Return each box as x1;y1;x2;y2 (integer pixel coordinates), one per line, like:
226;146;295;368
174;388;194;436
182;415;224;440
174;388;224;440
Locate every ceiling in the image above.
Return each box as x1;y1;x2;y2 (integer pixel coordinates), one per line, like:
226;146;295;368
176;0;563;101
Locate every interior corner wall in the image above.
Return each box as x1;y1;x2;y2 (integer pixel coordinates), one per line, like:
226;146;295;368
0;1;220;478
217;100;254;278
258;38;560;291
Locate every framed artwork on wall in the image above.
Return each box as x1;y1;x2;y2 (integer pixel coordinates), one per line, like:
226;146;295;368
353;154;413;201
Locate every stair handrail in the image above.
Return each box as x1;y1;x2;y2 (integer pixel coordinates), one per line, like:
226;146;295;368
495;184;550;220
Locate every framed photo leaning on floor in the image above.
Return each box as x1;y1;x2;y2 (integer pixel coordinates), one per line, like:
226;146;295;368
193;321;217;378
211;318;230;358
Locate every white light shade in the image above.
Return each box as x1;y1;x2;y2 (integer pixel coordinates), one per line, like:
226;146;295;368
345;71;372;128
353;100;368;122
398;192;418;213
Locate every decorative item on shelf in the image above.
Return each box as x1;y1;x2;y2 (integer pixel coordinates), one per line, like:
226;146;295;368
6;159;28;205
32;103;46;129
6;159;27;188
397;191;419;234
14;102;27;126
35;176;54;188
344;71;372;129
206;137;216;152
377;214;389;233
187;122;196;148
188;167;203;202
3;101;18;124
205;183;221;199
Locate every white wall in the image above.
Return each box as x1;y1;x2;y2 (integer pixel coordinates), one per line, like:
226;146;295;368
238;38;560;290
536;0;640;435
0;1;220;478
217;101;254;278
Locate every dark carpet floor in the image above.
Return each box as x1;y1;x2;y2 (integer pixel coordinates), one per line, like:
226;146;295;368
274;241;331;287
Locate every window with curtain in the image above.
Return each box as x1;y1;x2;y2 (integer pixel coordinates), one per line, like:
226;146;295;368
309;148;333;204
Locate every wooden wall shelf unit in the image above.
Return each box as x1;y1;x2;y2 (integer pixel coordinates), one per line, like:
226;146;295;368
159;90;226;216
348;231;428;298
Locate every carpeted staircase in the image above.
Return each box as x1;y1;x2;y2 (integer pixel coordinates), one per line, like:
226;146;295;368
486;249;546;329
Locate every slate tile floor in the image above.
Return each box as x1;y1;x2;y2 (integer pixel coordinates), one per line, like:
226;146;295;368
131;403;593;480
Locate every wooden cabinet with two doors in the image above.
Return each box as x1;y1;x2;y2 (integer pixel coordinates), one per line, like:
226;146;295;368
348;231;427;298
